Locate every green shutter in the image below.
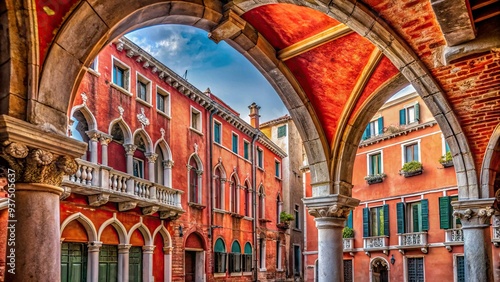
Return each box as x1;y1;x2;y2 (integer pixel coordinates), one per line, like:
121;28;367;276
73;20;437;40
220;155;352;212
362;125;370;140
215;238;226;252
129;246;142;282
413;204;420;232
421;199;429;231
363;208;369;237
399;109;406;125
244;242;252;254
383;204;390;236
231;242;241;253
396;202;405;234
415;103;420;121
378;117;384;134
439;196;451;229
347;211;353;229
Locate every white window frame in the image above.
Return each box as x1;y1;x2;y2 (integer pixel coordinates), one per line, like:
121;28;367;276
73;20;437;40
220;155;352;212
133;157;144;178
259;236;267;271
368;114;382;138
400;139;421;166
231;132;239;155
257;147;264;169
190;106;203;134
213;119;222;144
111;56;131;94
403;102;419;125
366;150;384;176
243;140;250;160
156;86;171;117
274;159;281;179
136;72;152;106
276;240;283;271
453;253;464;282
88;57;99;75
403;255;425;282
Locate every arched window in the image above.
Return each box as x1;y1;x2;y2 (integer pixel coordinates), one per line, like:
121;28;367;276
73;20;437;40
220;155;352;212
214;167;224;209
214;238;227;273
242;243;252;272
230;175;238;213
189;157;200;203
69;110;90;160
155;146;165;184
229;241;241;273
259;185;265;219
243;181;250;217
133;134;147;179
277;194;283;223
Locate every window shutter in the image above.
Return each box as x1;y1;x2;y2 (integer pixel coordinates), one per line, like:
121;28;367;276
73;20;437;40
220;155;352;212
439;196;451;229
396;202;405;234
421;199;429;231
378;117;384;135
412;204;420;232
383;204;390;236
363;208;369;237
445;141;450;153
399;109;406;125
362;125;370;140
415;103;420;121
347;211;353;229
414;144;419;162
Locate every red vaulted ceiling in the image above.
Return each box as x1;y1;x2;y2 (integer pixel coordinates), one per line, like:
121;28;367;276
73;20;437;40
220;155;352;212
242;4;400;145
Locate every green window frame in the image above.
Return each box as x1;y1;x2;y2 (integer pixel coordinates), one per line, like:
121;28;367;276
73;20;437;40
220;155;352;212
214;122;221;144
232;133;238;154
396;200;428;234
363;205;389;237
229;241;242;273
61;242;87;282
129;246;142;282
243;141;249;160
277;125;287;138
99;245;118;282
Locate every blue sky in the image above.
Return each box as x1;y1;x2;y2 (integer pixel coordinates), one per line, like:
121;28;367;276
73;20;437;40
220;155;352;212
126;25;289;123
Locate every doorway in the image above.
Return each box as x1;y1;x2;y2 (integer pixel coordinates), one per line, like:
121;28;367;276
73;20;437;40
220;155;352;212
371;258;389;282
185;251;196;282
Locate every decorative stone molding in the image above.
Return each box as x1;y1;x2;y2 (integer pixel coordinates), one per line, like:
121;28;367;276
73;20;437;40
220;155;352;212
308;204;352;219
137;108;150;128
146;153;158;163
163;160;174;169
118;201;137;211
142;206;159;215
88;194;110;206
86;130;100;141
160;211;181;220
123;144;137;155
99;134;113;145
118;244;132;254
163;247;173;254
60;186;72;200
116;43;124;51
142;245;155;253
81;92;88;105
118;105;124;117
88;241;103;252
452;199;495;228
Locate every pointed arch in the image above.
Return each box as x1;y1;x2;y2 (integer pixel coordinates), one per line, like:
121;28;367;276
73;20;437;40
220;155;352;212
243;179;252;217
154;138;173;161
229;172;240;213
152;223;172;248
60;212;98;242
133;128;153;153
155;139;174;187
188;153;203;173
188;152;203;204
127;219;153;245
369;257;390;282
258;184;266;219
108;117;133;144
69;103;98;131
480;122;500;198
97;215;128;244
214;163;227;210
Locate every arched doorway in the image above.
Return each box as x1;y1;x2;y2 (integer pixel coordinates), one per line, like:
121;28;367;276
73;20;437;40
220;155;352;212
371;257;389;282
184;232;206;282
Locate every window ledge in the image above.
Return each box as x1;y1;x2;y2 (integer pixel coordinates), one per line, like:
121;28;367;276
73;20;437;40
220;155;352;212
87;68;100;77
257;167;265;172
259;268;267;272
213;273;226;278
136;97;152;108
230;272;243;277
259;218;272;223
242;272;252;276
230;213;244;219
110;83;132;96
190;127;203;136
276;269;285;272
213;208;227;214
188;202;206;210
242;216;254;221
156;109;171;119
275;176;282;181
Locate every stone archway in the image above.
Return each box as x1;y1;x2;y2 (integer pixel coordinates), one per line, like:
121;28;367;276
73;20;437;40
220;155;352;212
370;257;390;282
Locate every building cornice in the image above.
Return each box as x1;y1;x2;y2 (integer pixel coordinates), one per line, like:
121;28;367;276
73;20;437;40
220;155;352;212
260;114;292;128
359;120;438;147
114;37;287;158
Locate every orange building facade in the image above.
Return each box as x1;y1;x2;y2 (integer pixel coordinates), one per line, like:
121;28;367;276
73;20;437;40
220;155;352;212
57;37;288;282
303;92;467;281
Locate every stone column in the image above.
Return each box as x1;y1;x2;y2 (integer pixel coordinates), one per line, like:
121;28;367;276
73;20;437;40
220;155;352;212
164;247;173;282
142;245;155;282
124;144;137;175
0;115;86;282
86;130;99;164
145;153;158;182
163;160;174;187
453;199;494;282
99;134;112;166
118;244;132;281
87;241;102;281
304;194;359;282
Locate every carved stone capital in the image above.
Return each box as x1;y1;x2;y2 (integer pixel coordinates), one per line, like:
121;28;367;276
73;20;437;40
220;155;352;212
99;134;113;145
160;210;181;220
146;153;158;163
88;241;103;252
452;199;495;228
85;130;100;141
118;201;137;211
118;244;132;253
163;247;174;254
88;194;110;206
142;245;155;253
163;160;174;169
303;194;360;219
308;204;352;219
143;206;160;215
123;144;137;155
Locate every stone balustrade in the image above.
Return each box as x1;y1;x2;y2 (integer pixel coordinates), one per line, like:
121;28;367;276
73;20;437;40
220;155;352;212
397;232;428;254
445;228;464;243
63;159;183;212
343;238;354;251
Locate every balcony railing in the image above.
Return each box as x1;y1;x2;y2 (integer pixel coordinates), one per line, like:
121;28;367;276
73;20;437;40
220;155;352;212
492;226;500;247
63;159;184;214
343;238;354;251
397;232;428;254
444;228;464;251
363;236;389;252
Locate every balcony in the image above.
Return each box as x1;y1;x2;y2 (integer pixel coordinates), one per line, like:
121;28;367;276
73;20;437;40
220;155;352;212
343;238;354;255
363;236;389;255
397;232;428;254
492;226;500;247
62;159;184;218
444;228;464;251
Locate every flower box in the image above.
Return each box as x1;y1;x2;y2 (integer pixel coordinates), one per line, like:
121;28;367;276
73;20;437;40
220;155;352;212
441;160;454;168
364;174;386;185
403;169;423;178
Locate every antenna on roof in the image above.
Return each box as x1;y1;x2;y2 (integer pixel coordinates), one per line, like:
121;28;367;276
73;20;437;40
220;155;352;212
183;70;188;80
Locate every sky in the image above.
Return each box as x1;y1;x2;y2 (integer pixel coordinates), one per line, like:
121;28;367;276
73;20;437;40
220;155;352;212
126;25;289;124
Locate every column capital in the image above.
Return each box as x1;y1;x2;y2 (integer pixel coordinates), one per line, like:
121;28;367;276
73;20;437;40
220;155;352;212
142;245;156;253
163;247;174;254
303;194;360;219
452;199;495;228
163;160;174;168
146;153;158;163
123;144;137;155
85;129;100;141
118;244;132;253
99;133;113;145
88;241;103;252
0;115;86;186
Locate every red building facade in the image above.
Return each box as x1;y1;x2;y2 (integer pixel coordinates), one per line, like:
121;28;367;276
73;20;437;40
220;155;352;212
304;92;464;281
59;37;287;281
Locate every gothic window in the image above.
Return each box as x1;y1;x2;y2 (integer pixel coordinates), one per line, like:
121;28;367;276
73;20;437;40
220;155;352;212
214;167;224;209
188;156;202;204
214;238;227;273
230;175;238;213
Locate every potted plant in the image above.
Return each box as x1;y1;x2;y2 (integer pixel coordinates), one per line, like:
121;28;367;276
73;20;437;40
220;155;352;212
343;226;354;238
277;211;294;229
439;151;453;168
364;173;386;185
401;160;423;177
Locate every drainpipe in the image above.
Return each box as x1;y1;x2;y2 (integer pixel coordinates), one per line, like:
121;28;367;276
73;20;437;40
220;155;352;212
251;131;260;282
209;106;217;239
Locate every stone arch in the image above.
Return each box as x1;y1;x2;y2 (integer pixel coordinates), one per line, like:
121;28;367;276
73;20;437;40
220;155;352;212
370;257;390;282
109;117;133;144
133;128;154;154
60;212;98;242
480;123;500;197
214;162;227;179
185;231;208;250
152;223;172;248
127;219;153;245
33;0;331;198
97;215;128;244
229;171;240;186
154;138;173;162
69;102;98;132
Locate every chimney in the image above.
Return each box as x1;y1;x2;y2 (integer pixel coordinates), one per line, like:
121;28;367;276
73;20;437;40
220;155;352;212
248;102;261;128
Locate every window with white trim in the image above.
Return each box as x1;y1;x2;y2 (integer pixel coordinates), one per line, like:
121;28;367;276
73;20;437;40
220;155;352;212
156;86;170;116
399;103;420;125
362;116;383;140
232;133;238;154
136;73;151;104
132;158;144;178
403;142;420;163
89;57;98;72
257;147;264;169
407;257;424;282
214;121;222;144
112;58;130;91
455;255;465;282
243;141;250;160
367;151;383;175
190;107;202;132
275;160;281;178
